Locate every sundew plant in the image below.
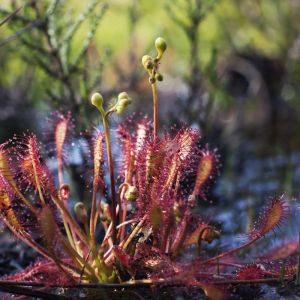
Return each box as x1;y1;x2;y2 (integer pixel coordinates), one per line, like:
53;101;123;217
0;37;298;298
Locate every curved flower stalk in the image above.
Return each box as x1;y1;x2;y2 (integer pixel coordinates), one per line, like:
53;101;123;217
0;38;298;298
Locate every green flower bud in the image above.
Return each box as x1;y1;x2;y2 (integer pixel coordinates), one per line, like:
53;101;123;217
155;73;163;82
91;93;104;112
116;99;132;114
142;55;153;70
125;185;138;201
155;37;167;59
74;202;87;224
118;92;130;100
115;92;132;114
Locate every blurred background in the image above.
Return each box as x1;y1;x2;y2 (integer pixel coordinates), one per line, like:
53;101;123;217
1;0;300;256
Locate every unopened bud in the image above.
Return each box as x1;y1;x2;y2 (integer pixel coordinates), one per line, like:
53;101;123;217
142;55;153;70
118;92;129;100
155;37;167;59
125;185;138;201
115;92;132;114
91;93;104;111
74;202;87;224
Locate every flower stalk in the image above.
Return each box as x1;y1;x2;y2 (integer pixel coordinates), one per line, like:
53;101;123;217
142;37;167;140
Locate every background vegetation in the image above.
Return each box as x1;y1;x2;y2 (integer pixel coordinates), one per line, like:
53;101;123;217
1;0;300;210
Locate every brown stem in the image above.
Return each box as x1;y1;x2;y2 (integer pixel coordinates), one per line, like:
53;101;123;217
0;276;293;289
210;277;293;285
200;236;259;264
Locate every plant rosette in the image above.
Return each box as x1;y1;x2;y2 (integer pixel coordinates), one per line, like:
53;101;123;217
0;37;297;300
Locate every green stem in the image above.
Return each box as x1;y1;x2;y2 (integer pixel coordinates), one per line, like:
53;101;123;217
62;217;76;249
117;182;129;241
51;195;89;247
89;184;98;241
56;175;76;250
103;113;117;245
59;236;97;281
57;157;64;187
123;215;146;250
151;82;158;140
